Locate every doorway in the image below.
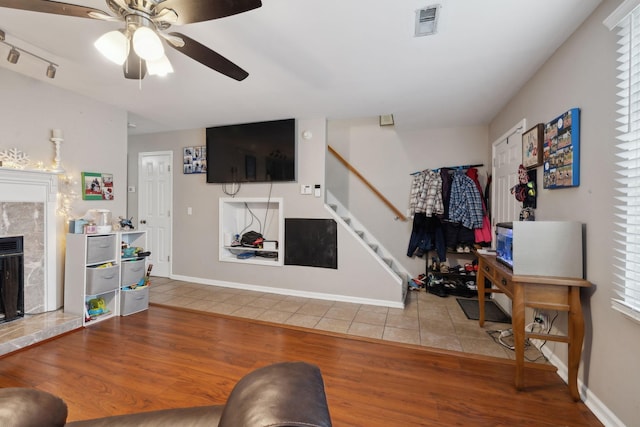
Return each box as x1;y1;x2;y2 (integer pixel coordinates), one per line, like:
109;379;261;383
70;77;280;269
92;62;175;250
491;120;525;229
490;120;525;314
138;151;173;278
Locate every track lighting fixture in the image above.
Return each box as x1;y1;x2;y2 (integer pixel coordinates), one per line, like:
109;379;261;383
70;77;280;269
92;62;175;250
0;29;59;79
46;64;56;79
7;47;19;64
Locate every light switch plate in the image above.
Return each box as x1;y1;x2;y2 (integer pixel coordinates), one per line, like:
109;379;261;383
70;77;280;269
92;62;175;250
301;184;312;195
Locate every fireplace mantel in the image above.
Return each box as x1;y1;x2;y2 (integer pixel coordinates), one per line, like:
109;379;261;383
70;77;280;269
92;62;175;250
0;167;60;311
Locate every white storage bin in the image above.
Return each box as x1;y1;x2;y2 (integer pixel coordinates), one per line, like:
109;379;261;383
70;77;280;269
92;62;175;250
121;259;145;286
86;235;116;264
121;286;149;316
86;264;120;295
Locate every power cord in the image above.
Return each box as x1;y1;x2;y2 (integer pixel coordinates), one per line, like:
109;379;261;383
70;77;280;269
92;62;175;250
222;181;241;196
486;329;549;363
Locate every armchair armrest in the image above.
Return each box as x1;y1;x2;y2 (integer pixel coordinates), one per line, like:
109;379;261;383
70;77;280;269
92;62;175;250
0;387;68;427
218;361;332;427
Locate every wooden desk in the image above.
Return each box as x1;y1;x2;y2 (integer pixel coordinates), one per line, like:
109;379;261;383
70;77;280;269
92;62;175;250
476;253;591;401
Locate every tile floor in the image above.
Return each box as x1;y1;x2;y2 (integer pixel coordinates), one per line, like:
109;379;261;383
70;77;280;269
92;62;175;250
149;277;548;363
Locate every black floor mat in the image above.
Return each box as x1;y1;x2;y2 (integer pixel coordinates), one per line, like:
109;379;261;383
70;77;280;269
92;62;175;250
456;298;511;324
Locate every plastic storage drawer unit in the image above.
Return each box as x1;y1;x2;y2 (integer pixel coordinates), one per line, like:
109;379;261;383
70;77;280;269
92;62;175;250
86;264;120;295
86;235;116;264
121;259;145;287
121;286;149;315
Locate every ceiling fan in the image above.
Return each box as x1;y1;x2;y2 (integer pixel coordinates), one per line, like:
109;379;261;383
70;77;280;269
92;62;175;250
0;0;262;80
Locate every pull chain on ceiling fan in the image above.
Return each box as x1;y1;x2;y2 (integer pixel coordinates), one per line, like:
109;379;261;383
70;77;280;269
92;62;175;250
0;0;262;80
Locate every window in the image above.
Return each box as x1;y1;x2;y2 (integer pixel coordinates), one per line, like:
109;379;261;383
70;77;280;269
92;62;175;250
606;0;640;322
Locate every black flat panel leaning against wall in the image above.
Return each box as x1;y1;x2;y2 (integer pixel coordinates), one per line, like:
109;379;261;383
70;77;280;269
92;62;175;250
284;219;337;269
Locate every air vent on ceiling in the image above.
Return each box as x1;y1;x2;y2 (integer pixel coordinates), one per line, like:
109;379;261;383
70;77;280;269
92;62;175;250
415;5;441;37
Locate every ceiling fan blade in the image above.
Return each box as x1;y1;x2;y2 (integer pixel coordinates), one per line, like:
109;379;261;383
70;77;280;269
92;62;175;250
158;0;261;25
0;0;110;20
159;32;185;48
167;32;248;81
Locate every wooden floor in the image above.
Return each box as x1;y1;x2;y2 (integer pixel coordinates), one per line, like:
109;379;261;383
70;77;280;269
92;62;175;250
0;305;601;426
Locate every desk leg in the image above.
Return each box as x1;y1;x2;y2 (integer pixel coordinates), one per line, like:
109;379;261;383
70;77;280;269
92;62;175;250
568;287;584;401
477;269;486;327
512;283;525;390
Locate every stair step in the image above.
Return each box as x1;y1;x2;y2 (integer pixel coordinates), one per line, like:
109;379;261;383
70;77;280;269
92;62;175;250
355;230;365;238
369;243;379;252
329;204;338;212
341;217;351;225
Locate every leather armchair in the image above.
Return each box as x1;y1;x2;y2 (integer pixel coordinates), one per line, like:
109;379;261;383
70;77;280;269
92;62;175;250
0;361;332;427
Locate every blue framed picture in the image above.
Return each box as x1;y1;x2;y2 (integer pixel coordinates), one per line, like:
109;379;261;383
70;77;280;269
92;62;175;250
543;108;580;189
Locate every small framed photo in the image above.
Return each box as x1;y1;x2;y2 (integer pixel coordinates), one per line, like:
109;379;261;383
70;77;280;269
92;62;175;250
82;172;114;200
183;145;207;174
522;124;543;169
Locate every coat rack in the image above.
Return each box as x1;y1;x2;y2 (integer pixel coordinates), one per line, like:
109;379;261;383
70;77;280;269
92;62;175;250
410;163;484;176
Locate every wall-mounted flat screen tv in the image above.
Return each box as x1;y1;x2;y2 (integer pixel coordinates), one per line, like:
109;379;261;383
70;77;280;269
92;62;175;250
206;118;296;183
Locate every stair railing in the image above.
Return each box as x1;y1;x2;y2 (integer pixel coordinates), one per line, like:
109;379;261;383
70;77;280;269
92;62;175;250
328;145;407;222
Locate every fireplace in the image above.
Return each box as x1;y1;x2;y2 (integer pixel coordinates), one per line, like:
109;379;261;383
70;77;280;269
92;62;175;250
0;236;24;324
0;167;60;312
0;168;81;357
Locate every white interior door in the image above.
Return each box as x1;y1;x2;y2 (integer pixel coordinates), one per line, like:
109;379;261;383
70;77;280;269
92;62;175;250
491;121;525;315
491;120;525;232
138;151;173;277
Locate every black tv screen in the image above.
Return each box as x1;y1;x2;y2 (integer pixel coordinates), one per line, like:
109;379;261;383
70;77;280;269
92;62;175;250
206;118;296;183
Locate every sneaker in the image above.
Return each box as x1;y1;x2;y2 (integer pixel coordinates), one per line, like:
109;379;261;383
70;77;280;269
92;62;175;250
409;281;421;290
456;245;464;253
428;281;448;298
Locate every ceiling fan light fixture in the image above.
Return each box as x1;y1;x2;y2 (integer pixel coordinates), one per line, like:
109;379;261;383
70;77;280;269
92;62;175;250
7;47;19;64
95;30;129;65
133;26;164;61
147;54;174;76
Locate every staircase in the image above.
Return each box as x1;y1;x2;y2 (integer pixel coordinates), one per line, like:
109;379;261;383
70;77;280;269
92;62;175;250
326;191;409;305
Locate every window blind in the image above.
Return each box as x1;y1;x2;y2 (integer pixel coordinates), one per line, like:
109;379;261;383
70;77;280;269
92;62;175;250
610;2;640;322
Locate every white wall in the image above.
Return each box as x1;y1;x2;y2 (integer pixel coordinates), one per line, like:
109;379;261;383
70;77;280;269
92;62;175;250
128;118;404;305
0;67;128;307
327;117;490;277
489;1;636;425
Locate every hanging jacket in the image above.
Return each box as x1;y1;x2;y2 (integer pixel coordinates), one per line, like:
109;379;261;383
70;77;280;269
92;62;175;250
409;170;443;216
466;168;492;244
448;172;483;229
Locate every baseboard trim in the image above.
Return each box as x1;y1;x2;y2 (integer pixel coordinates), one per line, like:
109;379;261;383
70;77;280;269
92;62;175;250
168;273;406;309
541;347;624;426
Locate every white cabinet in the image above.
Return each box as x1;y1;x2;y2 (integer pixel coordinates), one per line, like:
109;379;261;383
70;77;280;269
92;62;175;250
119;231;149;316
219;197;283;266
64;231;148;325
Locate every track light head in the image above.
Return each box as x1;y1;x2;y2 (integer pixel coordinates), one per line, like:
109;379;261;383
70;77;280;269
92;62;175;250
46;64;56;79
7;47;19;64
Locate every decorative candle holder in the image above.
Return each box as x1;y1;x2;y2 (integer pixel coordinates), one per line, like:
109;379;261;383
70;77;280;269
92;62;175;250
50;129;65;173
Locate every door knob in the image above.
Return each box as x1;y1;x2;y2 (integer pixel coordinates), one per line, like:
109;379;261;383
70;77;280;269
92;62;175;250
140;220;147;224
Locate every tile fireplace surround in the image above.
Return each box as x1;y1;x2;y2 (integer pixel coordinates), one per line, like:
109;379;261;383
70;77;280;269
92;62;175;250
0;167;81;356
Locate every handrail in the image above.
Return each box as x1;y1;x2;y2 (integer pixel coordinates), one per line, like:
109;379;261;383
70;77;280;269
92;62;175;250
328;145;408;222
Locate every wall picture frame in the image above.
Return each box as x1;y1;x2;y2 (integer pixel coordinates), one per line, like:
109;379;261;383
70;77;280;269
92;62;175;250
543;108;580;189
183;145;207;174
522;124;543;169
82;172;114;200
